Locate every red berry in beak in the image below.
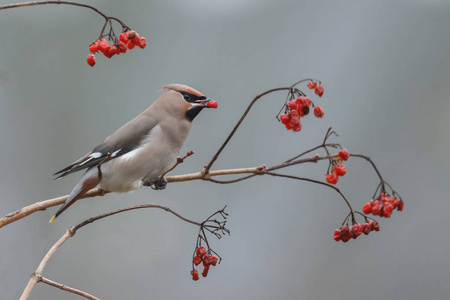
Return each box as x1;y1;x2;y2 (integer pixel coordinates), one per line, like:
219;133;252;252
207;100;218;109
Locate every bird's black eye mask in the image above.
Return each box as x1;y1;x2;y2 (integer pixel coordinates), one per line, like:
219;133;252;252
180;91;207;103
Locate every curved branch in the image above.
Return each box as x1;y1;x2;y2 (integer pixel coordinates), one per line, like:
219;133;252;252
20;204;205;299
204;87;290;171
0;1;109;19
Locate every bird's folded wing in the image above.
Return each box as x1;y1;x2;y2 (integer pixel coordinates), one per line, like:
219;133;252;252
53;114;158;179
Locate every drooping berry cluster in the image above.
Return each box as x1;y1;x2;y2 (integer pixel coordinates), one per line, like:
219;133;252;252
362;193;404;218
278;80;325;132
190;246;219;280
189;207;229;281
325;149;349;185
87;30;147;67
334;220;380;243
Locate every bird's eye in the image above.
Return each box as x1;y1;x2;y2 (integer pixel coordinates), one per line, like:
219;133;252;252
183;93;191;101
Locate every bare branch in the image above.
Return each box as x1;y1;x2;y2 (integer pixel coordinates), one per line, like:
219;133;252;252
20;227;75;300
20;204;216;299
39;277;100;300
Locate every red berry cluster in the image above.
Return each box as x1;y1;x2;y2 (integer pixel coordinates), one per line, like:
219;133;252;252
279;81;324;132
86;30;147;67
325;149;349;185
362;193;404;218
334;221;380;243
307;80;325;96
190;247;218;281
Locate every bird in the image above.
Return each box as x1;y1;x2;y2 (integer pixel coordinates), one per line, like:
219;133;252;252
50;84;217;223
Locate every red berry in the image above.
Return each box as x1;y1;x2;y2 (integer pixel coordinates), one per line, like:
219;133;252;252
99;39;111;53
106;46;116;58
119;32;129;44
290;115;300;125
127;40;136;49
333;164;347;176
334;229;341;241
202;254;214;267
191;269;199;281
207;100;218;109
313;106;324;118
338;149;350;161
372;221;380;231
196;247;206;257
89;41;99;53
307;81;317;90
280;114;291;124
304;97;312;107
118;41;128;53
288;100;297;110
132;32;141;45
389;197;400;209
326;173;339;184
352;223;363;237
211;256;218;266
382;203;394;218
138;37;147;49
340;225;351;242
362;202;373;214
86;54;96;67
292;123;302;132
201;266;209;277
285;122;292;130
127;30;137;40
193;256;202;266
362;223;371;235
372;201;382;215
315;85;324;97
397;201;404;211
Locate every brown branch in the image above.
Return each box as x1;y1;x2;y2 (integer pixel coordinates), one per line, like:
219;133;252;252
204;87;290;171
0;153;348;228
20;204;208;299
0;188;109;229
39;277;100;300
0;1;109;19
20;227;76;300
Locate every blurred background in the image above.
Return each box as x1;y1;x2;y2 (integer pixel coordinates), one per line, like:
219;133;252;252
1;0;449;299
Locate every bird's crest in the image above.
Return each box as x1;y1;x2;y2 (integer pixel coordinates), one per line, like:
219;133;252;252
161;84;204;97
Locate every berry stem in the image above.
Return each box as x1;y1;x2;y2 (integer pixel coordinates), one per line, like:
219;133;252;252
205;87;291;172
350;154;384;182
265;171;354;215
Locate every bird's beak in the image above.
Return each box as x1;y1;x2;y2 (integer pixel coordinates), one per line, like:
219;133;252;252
192;97;218;109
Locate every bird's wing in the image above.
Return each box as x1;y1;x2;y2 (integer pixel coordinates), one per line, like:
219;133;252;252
53;114;158;179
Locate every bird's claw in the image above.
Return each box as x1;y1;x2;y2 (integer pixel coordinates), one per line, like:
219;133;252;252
143;177;168;190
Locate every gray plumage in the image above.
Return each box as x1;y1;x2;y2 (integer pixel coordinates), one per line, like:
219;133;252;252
50;84;214;222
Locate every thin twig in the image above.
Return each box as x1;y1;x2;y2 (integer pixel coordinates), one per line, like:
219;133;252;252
204;87;290;171
39;277;100;300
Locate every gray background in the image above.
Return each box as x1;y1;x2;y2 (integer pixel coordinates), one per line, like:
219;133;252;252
1;0;449;299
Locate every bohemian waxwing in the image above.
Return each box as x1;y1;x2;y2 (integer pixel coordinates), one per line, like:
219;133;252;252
50;84;216;222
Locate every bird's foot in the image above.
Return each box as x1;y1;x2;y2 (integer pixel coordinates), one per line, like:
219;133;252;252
143;177;168;190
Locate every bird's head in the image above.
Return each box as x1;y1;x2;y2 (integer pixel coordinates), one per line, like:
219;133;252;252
161;84;218;121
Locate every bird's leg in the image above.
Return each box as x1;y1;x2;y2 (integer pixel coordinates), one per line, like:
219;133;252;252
142;177;168;190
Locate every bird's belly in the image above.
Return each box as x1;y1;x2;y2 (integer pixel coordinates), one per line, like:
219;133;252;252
98;146;177;193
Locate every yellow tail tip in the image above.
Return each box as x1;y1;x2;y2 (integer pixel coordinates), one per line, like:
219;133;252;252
49;215;56;223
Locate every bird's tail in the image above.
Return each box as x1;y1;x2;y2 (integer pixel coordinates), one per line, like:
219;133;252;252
50;172;100;223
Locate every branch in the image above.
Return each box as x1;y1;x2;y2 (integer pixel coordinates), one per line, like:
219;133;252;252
20;203;218;299
39;277;100;300
20;227;75;300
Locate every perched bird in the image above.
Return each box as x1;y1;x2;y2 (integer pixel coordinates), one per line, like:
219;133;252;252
50;84;217;223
